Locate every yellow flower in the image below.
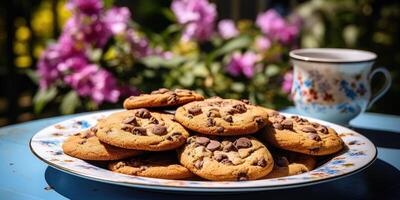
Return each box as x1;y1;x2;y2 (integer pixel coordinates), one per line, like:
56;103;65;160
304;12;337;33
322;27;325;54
172;40;198;56
15;56;32;68
16;26;31;41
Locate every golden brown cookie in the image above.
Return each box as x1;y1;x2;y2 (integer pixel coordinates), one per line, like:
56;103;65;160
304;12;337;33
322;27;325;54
264;150;316;179
262;112;344;156
96;110;189;151
109;152;194;180
178;135;274;181
123;88;204;109
62;129;142;160
175;98;270;135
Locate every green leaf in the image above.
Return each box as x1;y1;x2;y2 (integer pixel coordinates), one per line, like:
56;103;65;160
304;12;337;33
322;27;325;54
25;69;39;84
179;72;195;87
265;64;280;77
140;56;186;68
231;82;245;92
213;36;252;57
103;0;114;9
60;91;81;114
33;87;58;114
162;8;177;22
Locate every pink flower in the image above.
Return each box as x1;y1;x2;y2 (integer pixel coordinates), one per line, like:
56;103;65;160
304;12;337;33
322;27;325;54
104;7;131;34
256;9;299;44
68;0;103;16
226;52;259;78
218;19;239;39
171;0;216;41
64;64;121;104
282;71;293;93
255;36;271;51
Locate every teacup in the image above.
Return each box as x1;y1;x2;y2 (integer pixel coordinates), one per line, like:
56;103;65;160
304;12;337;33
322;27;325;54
289;48;391;125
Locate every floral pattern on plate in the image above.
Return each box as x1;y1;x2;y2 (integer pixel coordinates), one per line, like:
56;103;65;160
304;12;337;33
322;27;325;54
30;110;377;192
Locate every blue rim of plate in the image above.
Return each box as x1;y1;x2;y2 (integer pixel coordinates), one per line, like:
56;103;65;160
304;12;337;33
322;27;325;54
30;110;377;192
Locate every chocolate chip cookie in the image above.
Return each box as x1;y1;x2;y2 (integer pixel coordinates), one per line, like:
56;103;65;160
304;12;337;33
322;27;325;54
175;98;270;135
109;152;194;180
123;88;204;109
96;110;189;151
264;150;316;179
262;112;344;155
178;135;274;181
62;129;142;160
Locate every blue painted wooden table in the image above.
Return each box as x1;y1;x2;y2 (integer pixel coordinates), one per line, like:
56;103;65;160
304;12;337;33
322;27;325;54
1;109;400;200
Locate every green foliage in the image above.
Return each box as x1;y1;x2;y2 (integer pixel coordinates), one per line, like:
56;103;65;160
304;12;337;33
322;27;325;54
60;91;81;114
33;87;57;114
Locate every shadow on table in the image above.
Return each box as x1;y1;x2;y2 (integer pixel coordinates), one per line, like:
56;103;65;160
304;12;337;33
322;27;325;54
351;127;400;149
45;159;400;200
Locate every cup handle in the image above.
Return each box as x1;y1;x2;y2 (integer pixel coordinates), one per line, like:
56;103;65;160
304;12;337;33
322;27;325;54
367;67;392;109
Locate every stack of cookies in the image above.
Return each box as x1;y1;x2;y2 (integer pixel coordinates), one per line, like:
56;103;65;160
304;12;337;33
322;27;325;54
62;88;344;181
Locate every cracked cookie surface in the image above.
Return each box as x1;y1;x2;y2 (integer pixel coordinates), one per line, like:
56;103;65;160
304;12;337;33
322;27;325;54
96;110;189;151
263;150;316;179
109;152;194;179
175;98;270;135
262;112;344;155
62;129;142;160
123;88;204;109
178;135;274;181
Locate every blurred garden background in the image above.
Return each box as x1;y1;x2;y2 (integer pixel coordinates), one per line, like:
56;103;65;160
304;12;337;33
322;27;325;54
0;0;399;126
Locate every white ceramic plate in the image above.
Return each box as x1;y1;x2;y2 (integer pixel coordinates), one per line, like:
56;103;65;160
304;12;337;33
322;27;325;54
30;110;376;192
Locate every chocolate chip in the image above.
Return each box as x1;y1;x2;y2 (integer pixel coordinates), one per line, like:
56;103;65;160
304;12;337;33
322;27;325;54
123;116;137;124
228;104;247;114
302;127;317;133
241;99;250;104
274;114;286;123
167;93;178;103
281;119;293;129
186;114;193;119
78;140;87;145
195;137;210;146
188;107;202;115
172;131;181;136
276;156;289;167
194;160;203;169
152;125;167;135
151;88;170;94
317;126;328;134
132;127;147;135
237;173;248;181
257;158;267;167
254;116;264;126
121;124;134;132
214;154;228;162
223;115;233;123
223;142;237;152
216;127;224;133
273;123;283;130
149;117;159;124
207;118;215;127
221;158;233;165
268;111;280;117
308;133;321;141
311;122;320;128
207;108;221;118
90;126;98;133
206;140;221;151
135;109;151;118
234;137;252;149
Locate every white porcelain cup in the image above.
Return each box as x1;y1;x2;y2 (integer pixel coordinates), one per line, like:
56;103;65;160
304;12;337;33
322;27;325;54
289;48;392;125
